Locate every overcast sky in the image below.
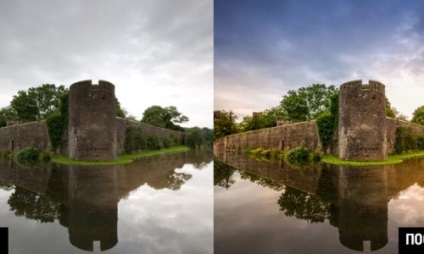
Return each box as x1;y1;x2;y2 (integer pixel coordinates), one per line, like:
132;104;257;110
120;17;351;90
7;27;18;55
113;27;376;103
0;0;212;128
215;0;424;121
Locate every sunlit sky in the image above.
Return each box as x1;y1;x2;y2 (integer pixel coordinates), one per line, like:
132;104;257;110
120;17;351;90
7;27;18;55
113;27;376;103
0;0;213;128
215;0;424;121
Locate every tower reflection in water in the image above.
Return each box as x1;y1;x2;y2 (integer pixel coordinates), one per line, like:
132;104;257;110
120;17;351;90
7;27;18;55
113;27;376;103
214;152;424;252
0;151;211;252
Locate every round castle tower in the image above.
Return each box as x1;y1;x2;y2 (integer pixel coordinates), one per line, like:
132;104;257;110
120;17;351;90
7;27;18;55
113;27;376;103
338;80;387;161
68;80;117;161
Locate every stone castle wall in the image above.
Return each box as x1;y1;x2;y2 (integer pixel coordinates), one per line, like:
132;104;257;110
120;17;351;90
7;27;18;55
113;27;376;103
116;118;185;154
213;121;321;153
0;121;51;152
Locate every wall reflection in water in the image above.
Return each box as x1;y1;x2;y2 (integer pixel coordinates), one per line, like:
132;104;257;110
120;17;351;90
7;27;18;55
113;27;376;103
214;152;424;252
0;150;212;252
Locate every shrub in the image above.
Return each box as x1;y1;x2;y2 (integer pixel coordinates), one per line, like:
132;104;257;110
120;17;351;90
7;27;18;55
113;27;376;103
46;113;67;150
15;146;39;164
261;149;271;158
244;146;256;154
147;135;162;150
0;150;13;160
316;112;335;152
163;137;172;148
39;151;51;162
311;151;322;162
285;145;310;165
394;127;420;154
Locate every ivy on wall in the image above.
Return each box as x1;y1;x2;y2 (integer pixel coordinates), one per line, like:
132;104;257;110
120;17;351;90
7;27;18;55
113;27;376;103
316;93;339;152
394;126;424;154
124;126;165;154
46;94;68;151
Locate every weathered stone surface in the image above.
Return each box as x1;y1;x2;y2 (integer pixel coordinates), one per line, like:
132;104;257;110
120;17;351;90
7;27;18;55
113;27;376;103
214;121;321;152
68;80;117;161
0;121;51;152
338;80;387;161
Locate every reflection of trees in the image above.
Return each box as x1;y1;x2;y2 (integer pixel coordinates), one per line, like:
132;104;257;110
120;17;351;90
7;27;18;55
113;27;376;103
239;171;284;191
0;180;14;191
8;186;60;223
214;159;236;189
166;172;192;191
278;186;331;223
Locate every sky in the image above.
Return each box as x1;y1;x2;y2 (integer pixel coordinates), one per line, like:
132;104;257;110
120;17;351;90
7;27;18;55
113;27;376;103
215;0;424;121
0;0;213;128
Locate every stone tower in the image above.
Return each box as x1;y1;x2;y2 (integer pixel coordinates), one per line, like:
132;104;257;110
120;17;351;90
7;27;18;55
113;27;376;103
68;80;117;161
338;80;387;161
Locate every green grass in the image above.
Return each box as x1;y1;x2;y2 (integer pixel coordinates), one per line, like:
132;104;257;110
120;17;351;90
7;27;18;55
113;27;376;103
322;150;424;166
51;146;190;166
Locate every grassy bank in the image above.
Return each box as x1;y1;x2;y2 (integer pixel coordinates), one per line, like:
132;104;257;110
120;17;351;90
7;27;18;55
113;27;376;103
322;150;424;166
51;146;190;166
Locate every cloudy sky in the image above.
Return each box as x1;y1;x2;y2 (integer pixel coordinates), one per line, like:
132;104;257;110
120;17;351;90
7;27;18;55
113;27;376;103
215;0;424;121
0;0;212;128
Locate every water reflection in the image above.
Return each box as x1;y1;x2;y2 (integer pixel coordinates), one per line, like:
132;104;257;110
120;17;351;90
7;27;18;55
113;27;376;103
214;152;424;252
0;150;212;252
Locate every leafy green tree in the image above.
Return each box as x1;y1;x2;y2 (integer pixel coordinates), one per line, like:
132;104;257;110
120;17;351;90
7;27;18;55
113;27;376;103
280;84;338;122
239;107;284;132
10;84;68;121
0;106;17;127
141;105;189;131
214;110;238;138
185;127;213;149
116;99;128;118
412;105;424;125
386;98;395;118
214;160;236;189
278;186;331;223
8;186;60;223
186;127;205;149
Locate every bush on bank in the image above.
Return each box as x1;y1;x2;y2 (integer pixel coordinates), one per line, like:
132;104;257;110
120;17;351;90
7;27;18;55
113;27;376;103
14;146;51;164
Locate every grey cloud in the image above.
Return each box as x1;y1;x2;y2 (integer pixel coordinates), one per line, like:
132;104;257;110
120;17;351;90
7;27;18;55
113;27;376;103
0;0;212;128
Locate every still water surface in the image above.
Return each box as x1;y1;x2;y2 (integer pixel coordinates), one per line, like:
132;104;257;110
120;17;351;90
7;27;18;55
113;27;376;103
0;150;213;254
215;152;424;254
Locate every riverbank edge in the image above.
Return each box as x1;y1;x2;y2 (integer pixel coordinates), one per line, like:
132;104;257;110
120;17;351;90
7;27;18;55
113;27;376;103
51;146;191;166
322;150;424;166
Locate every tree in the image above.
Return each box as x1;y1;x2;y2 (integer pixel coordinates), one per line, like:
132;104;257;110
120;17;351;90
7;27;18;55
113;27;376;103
185;127;213;149
214;110;238;138
386;98;395;118
116;99;128;118
0;106;17;127
185;127;205;149
141;105;189;131
280;84;338;122
412;105;424;125
239;106;284;132
10;84;68;122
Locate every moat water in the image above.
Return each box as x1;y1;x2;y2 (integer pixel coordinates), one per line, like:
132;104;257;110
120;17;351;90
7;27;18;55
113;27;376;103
214;152;424;254
0;150;213;254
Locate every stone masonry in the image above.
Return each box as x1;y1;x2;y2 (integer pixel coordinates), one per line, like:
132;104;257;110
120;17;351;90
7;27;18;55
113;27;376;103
338;80;387;161
68;80;117;161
